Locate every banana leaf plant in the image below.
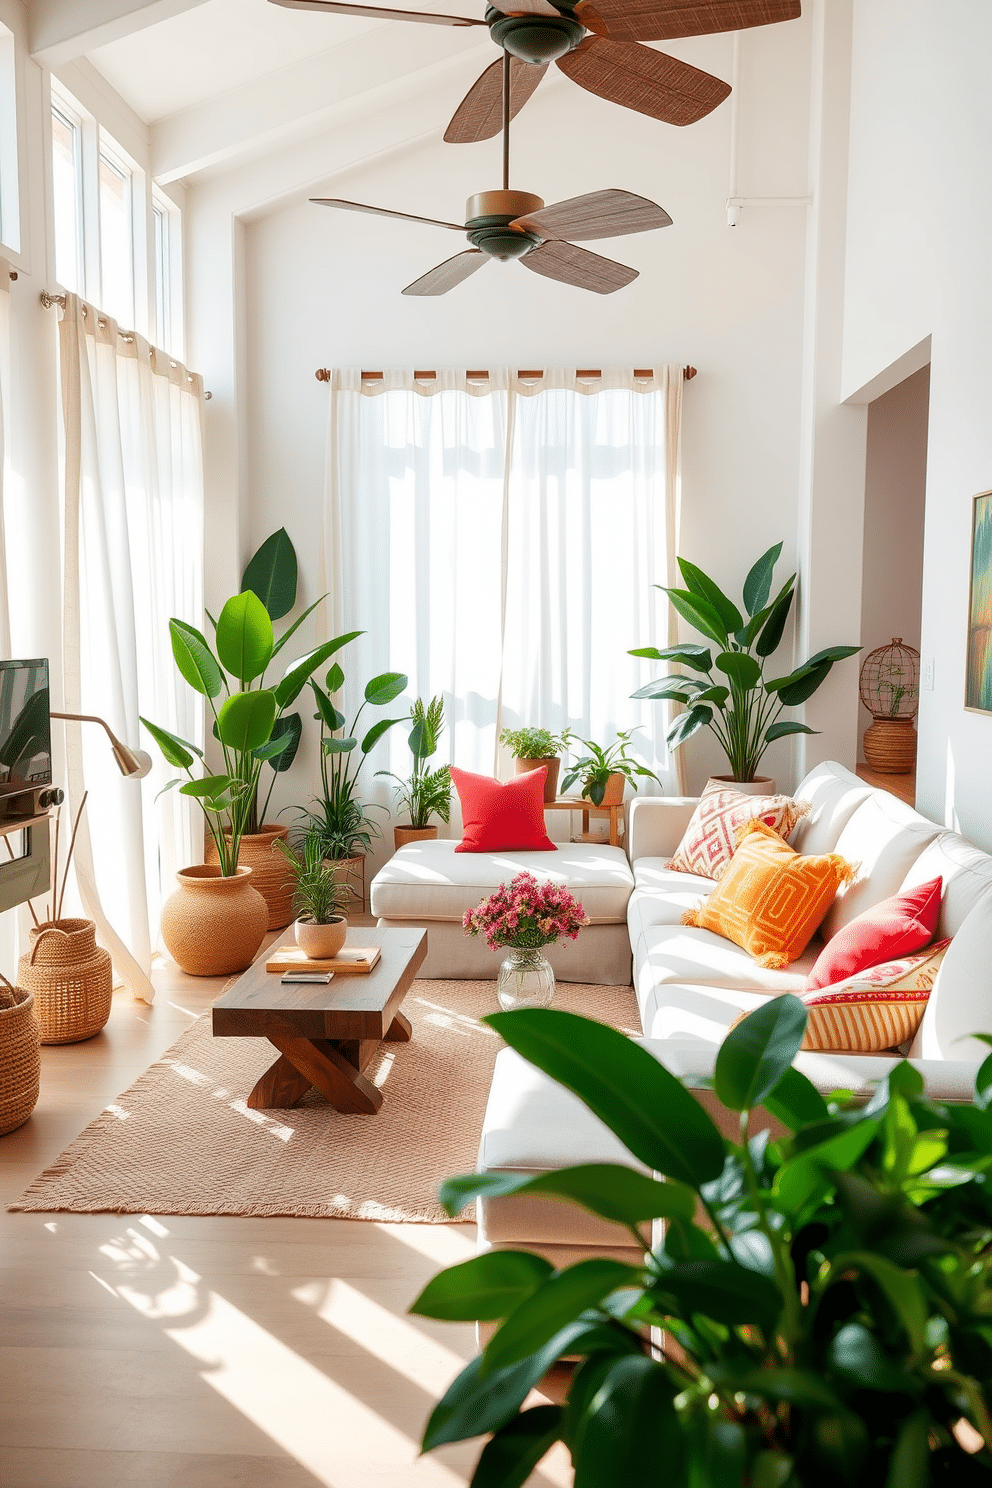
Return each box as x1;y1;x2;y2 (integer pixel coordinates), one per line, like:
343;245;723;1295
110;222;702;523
413;1002;992;1488
141;528;360;874
630;544;860;782
297;660;409;861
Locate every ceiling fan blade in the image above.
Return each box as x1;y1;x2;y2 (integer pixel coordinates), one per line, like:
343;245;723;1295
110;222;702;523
573;0;800;44
557;35;730;126
402;250;488;296
269;0;485;25
488;0;561;13
511;188;672;241
444;55;548;143
520;241;637;294
311;197;466;231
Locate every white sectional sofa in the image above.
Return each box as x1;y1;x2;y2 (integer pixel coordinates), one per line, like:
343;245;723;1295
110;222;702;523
475;760;992;1269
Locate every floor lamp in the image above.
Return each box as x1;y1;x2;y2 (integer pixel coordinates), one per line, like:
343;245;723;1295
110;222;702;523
50;711;153;778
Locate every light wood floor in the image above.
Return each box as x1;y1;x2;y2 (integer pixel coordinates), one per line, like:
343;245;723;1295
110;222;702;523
0;928;572;1488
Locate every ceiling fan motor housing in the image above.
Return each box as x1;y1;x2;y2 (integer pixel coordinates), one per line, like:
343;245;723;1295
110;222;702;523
485;5;584;64
465;190;544;260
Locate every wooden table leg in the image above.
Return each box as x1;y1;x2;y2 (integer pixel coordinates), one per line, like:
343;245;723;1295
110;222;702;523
247;1053;314;1110
255;1032;384;1114
385;1010;412;1042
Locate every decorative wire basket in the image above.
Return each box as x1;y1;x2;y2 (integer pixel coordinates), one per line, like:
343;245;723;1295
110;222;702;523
859;638;921;721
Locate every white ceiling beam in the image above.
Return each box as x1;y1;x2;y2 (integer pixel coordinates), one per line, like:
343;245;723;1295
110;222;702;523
29;0;211;67
151;24;490;182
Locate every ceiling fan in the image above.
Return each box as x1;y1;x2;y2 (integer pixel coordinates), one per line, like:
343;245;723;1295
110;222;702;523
312;55;672;294
270;0;801;143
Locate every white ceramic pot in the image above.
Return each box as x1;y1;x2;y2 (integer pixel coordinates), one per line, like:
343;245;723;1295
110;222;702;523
295;915;348;960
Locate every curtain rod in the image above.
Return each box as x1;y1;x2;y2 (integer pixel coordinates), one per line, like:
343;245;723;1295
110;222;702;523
315;365;697;383
39;290;212;398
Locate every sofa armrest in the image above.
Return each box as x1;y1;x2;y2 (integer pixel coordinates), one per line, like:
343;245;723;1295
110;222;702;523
627;797;699;864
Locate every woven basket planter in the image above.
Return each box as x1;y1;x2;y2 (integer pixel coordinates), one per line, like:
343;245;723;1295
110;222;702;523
161;865;268;977
205;824;294;931
0;975;41;1135
18;919;113;1045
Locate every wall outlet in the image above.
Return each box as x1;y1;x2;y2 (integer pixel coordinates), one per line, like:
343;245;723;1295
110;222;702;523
923;657;934;691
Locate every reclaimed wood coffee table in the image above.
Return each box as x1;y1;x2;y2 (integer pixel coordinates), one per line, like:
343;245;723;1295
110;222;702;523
211;927;427;1115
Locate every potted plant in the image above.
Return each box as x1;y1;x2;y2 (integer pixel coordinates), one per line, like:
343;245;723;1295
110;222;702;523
297;656;409;908
630;543;860;787
141;528;360;972
500;726;571;804
413;997;992;1485
378;694;452;851
274;828;349;959
560;726;662;807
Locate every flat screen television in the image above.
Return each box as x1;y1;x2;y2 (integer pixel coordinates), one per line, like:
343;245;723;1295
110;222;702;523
0;659;52;798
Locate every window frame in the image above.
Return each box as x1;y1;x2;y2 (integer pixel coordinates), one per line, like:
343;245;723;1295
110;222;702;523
0;17;23;260
50;94;87;297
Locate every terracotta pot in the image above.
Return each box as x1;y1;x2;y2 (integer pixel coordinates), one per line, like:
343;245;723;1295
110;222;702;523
585;771;627;807
709;775;777;797
514;756;560;804
863;720;917;774
205;823;294;931
0;979;40;1135
295;915;348;960
161;865;267;977
393;824;439;852
18;918;113;1044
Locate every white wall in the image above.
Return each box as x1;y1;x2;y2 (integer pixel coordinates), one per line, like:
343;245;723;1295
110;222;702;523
843;0;992;846
858;364;929;760
187;7;828;841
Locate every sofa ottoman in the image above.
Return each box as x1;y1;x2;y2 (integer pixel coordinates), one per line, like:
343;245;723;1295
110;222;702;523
369;838;634;983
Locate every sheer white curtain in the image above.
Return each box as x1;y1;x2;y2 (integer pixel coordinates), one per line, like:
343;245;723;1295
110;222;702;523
0;260;10;658
321;366;684;801
60;294;204;1002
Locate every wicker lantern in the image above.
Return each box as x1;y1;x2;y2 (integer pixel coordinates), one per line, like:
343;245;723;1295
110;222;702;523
859;637;920;773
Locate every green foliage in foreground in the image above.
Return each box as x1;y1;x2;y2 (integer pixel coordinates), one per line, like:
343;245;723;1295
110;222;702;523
412;1001;992;1487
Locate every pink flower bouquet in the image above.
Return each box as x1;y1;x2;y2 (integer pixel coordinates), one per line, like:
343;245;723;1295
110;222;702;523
463;870;588;952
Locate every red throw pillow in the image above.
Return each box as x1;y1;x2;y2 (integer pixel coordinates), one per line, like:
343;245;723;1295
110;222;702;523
806;875;942;991
451;766;557;853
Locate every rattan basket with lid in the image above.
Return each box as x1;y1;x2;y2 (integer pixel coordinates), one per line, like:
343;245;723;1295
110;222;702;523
0;973;41;1134
17;919;113;1044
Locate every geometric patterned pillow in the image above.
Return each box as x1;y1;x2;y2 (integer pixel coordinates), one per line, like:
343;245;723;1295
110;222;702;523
668;779;809;879
683;819;856;969
800;939;951;1052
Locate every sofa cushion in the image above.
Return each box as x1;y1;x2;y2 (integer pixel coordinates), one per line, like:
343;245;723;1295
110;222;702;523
666;780;809;879
806;876;943;990
629;861;717;941
640;979;777;1046
910;895;992;1062
684;819;855;969
819;793;942;940
799;940;951;1053
369;839;634;923
789;759;872;855
898;831;992;938
450;765;556;852
635;923;818;996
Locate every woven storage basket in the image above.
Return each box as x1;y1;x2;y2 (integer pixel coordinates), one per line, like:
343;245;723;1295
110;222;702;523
18;919;113;1045
205;824;295;930
0;974;41;1135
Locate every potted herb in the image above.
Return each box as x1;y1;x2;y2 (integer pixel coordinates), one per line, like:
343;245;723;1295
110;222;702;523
500;726;571;804
630;544;860;786
560;726;661;806
297;656;409;907
377;695;452;851
274;828;349;959
414;997;992;1486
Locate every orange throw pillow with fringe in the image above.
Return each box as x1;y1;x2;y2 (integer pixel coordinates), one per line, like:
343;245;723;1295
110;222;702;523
682;819;857;969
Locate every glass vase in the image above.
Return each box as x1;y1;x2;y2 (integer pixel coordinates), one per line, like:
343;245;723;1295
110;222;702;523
496;946;555;1012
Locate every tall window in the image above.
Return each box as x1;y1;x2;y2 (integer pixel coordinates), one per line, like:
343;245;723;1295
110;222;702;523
151;187;181;356
98;145;134;327
0;21;18;254
52;104;84;293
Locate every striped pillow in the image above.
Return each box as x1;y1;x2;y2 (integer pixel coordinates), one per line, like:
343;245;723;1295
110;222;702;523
668;780;809;879
800;939;951;1053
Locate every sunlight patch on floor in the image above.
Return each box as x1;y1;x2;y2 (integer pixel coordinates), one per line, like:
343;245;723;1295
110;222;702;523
377;1223;477;1265
294;1278;468;1392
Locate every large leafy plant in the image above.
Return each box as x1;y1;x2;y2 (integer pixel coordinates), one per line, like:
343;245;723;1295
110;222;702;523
413;1000;992;1487
298;658;409;860
141;529;358;874
377;694;451;830
630;544;859;782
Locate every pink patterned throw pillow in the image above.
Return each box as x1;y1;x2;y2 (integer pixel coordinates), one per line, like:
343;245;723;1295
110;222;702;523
668;780;809;879
800;939;950;1052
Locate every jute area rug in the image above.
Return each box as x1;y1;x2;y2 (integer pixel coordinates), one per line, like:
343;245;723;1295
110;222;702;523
11;979;639;1223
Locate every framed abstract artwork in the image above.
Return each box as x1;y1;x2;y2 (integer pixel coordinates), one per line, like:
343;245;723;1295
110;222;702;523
966;491;992;712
